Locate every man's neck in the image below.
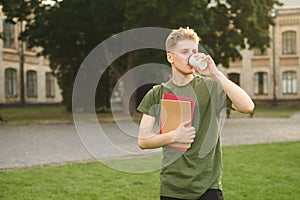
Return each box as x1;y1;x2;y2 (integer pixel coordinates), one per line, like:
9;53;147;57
171;71;194;86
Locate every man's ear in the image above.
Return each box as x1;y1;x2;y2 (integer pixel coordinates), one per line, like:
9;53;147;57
166;52;173;64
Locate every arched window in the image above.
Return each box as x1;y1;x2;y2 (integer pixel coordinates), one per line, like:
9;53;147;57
27;70;37;97
282;71;297;94
254;72;268;95
282;31;296;55
46;72;55;97
5;68;17;97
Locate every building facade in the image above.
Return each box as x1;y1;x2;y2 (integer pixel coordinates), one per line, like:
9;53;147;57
0;8;62;105
221;7;300;105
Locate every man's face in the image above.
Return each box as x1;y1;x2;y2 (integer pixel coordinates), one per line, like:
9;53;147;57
167;39;198;75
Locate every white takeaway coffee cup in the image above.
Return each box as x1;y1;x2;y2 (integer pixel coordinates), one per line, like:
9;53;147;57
188;54;207;70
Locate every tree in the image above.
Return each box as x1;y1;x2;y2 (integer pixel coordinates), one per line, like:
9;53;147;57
122;0;281;113
28;0;128;111
123;0;282;67
0;0;282;111
1;0;126;111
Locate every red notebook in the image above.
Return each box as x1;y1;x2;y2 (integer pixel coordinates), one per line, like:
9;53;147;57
160;92;196;152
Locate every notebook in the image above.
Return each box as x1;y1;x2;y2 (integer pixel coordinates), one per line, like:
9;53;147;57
160;93;195;151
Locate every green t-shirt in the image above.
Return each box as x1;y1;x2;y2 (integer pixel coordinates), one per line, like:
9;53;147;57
137;75;226;199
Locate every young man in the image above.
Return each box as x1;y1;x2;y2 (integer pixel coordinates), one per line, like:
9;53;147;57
137;27;254;200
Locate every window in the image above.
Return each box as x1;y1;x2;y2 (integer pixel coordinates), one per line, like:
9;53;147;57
282;31;296;55
5;68;17;97
46;72;55;97
228;73;240;86
3;21;15;49
253;48;267;56
26;70;37;97
282;71;297;94
254;72;268;95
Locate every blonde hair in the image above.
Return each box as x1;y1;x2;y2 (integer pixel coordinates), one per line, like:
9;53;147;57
166;27;200;52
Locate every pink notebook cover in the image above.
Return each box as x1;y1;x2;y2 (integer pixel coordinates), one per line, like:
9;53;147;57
160;92;196;152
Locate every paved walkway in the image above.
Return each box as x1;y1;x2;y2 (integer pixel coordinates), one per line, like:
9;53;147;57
0;115;299;169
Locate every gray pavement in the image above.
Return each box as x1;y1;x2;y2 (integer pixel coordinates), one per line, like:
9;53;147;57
0;115;299;169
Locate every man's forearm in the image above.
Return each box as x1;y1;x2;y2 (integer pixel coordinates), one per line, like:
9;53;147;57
138;130;175;149
212;71;255;113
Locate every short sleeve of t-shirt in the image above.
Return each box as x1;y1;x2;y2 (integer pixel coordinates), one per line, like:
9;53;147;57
137;85;162;118
204;78;227;114
213;80;227;113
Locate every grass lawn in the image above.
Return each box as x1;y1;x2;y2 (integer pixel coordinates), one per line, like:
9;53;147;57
1;142;299;200
222;142;300;200
0;106;74;125
227;104;300;118
0;106;144;125
253;104;300;118
1;104;300;125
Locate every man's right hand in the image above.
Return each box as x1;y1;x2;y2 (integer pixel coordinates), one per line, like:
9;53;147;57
169;120;196;144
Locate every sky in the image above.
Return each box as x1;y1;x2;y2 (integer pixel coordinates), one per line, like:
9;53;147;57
280;0;300;8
